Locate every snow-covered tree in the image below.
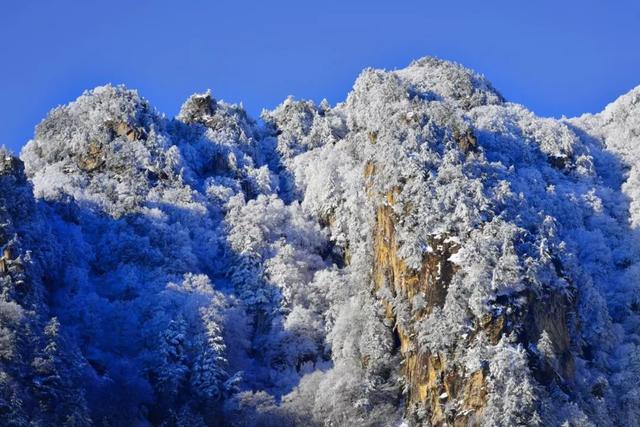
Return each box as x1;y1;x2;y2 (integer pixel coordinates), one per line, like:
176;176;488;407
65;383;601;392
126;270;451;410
0;56;638;425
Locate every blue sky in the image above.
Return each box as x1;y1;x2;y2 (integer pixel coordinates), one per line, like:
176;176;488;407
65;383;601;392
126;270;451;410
2;0;639;152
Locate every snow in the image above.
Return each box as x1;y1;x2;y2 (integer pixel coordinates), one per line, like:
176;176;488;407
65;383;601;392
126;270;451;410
0;57;638;425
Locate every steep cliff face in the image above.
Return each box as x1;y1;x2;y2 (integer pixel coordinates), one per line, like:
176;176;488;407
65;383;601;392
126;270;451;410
370;184;468;425
2;58;640;426
365;162;577;426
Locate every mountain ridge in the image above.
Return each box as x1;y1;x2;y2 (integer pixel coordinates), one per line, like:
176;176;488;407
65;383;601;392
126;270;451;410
1;57;639;426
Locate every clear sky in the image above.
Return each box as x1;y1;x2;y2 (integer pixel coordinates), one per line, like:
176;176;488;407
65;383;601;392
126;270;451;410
2;0;640;152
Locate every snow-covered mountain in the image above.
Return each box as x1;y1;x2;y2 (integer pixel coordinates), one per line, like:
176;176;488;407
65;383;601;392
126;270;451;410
1;57;640;426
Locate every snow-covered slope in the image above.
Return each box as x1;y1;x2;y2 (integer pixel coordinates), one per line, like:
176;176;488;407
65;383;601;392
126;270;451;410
1;57;639;426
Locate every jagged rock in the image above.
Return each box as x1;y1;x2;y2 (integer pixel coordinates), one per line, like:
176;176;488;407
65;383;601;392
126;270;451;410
110;121;145;141
77;141;104;171
178;91;217;125
454;128;477;153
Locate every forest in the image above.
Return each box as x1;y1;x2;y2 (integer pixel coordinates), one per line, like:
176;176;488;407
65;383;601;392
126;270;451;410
1;57;640;426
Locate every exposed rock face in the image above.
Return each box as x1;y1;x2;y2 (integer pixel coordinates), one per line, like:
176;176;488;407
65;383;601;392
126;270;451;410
367;160;581;425
365;154;584;425
77;141;104;171
177;91;217;125
111;120;146;141
365;174;576;426
453;127;477;153
367;162;483;425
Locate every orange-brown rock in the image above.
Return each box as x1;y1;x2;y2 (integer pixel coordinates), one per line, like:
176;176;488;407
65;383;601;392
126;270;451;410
526;290;575;382
479;313;505;345
78;142;105;172
453;128;477;153
368;130;378;145
110;121;145;141
367;161;487;426
365;155;580;424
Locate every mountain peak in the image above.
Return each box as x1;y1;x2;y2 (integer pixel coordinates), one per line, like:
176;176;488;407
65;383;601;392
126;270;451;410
394;56;505;109
3;58;640;426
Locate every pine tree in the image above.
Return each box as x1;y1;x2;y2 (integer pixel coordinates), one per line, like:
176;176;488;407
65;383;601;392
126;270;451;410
190;306;227;402
156;315;190;400
31;318;91;426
